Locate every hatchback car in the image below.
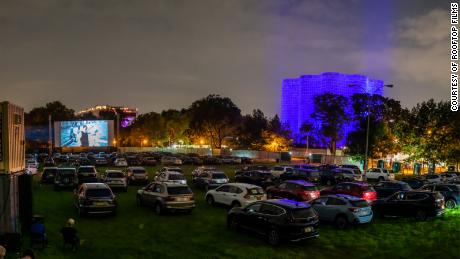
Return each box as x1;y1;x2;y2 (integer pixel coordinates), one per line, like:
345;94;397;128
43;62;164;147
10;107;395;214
102;170;128;192
127;166;149;185
419;184;460;209
235;170;274;188
136;182;195;214
54;168;78;190
205;183;266;208
161;156;182;165
311;194;373;229
401;178;429;189
266;180;320;202
227;199;319;245
41;167;58;184
320;168;361;185
193;171;229;190
113;158;128;167
74;183;117;216
374;181;412;198
142;157;158;166
372;191;445;219
320;182;377;202
77;166;98;184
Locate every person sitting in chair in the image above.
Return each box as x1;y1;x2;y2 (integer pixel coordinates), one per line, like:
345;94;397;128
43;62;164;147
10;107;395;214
30;216;47;248
60;218;79;251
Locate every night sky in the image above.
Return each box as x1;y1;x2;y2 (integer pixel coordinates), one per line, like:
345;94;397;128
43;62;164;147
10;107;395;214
0;0;452;115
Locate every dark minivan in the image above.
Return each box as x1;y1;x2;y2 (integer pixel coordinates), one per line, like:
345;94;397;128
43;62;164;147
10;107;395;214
227;199;319;245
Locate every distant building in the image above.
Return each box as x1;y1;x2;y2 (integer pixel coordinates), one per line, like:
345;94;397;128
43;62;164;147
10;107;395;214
281;72;385;146
77;105;138;128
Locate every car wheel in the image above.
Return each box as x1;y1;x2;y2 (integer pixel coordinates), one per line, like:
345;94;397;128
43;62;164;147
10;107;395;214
267;229;280;246
231;201;241;208
335;215;348;229
206;195;215;206
154;203;163;215
416;210;427;220
446;199;457;209
378;177;385;182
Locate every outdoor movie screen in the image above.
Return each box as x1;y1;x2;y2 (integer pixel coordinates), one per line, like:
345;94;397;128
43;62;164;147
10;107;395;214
54;120;114;147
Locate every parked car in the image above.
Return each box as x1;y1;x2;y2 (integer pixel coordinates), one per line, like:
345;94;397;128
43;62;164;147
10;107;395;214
424;174;443;183
54;168;78;190
74;183;117;216
280;168;320;183
205;183;266;208
266;180;320;202
339;164;362;175
240;157;253;164
102;170;128;192
419;184;460;209
202;156;223;165
311;194;373;229
127;166;149;185
365;168;395;181
161;156;182;165
142;157;157;166
136;182;195;214
235;170;275;189
41;167;58;184
193;171;229;190
373;181;412;198
320;182;377;202
319;168;359;185
401;177;429;189
227;199;319;246
113;158;128;167
158;167;183;174
126;155;141;166
43;157;56;167
77;166;98;185
439;173;458;182
93;155;109;166
243;165;271;173
192;166;216;179
154;171;187;185
372;191;445;219
293;164;319;171
25;159;39;175
271;166;293;179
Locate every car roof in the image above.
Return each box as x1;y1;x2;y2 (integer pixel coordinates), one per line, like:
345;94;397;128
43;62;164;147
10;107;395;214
284;180;315;186
379;180;406;184
162;182;189;187
328;194;364;201
106;170;123;173
58;167;76;170
43;167;58;169
128;166;145;170
265;199;311;209
82;183;110;189
79;165;95;168
165;171;183;175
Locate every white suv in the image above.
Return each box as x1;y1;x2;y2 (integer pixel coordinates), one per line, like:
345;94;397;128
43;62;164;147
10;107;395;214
205;183;266;208
366;168;395;181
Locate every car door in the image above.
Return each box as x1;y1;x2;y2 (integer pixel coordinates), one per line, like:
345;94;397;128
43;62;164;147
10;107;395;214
384;192;405;216
323;197;345;221
214;185;231;204
254;204;283;234
311;197;329;220
142;183;156;205
240;203;262;231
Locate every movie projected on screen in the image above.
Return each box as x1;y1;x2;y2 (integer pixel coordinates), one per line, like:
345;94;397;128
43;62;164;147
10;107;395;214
54;120;114;147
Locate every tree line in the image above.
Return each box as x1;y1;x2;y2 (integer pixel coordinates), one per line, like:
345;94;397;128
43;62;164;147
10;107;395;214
24;94;460;166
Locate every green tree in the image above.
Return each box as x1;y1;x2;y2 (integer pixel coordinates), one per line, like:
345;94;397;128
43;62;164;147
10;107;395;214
311;93;349;156
188;95;242;149
237;109;269;150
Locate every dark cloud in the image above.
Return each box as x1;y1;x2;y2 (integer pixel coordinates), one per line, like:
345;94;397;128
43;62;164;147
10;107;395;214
0;0;452;114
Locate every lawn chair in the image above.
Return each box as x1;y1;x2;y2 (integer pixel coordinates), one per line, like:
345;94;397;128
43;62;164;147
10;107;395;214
61;227;79;252
30;215;47;249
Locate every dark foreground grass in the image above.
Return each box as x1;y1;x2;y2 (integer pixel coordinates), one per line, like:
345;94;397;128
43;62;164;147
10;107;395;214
10;165;460;259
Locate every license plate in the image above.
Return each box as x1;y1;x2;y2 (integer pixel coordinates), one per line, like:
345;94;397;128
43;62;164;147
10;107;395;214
176;197;188;202
304;227;313;233
94;202;108;206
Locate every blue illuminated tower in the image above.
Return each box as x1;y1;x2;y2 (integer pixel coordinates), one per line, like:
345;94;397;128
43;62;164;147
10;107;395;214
281;72;384;147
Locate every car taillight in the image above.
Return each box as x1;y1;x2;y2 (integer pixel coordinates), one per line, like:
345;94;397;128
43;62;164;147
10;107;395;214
348;207;359;212
363;191;376;201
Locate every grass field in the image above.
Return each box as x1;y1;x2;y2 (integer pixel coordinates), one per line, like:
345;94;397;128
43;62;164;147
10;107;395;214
8;165;460;259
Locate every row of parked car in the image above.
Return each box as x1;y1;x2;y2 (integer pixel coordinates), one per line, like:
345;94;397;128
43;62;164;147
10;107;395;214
38;163;459;246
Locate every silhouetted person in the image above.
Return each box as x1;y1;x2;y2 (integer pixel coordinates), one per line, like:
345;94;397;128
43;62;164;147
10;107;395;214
80;126;89;147
60;218;79;251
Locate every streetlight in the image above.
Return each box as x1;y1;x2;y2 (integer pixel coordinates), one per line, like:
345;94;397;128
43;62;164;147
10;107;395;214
349;83;394;173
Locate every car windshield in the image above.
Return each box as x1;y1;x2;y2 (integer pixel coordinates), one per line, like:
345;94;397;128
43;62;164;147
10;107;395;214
86;188;112;198
133;170;146;174
44;169;57;174
167;186;192;195
401;183;412;191
169;174;185;180
447;185;459;191
79;167;95;173
247;187;264;195
291;208;316;218
212;173;227;179
350;200;369;207
107;172;124;178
